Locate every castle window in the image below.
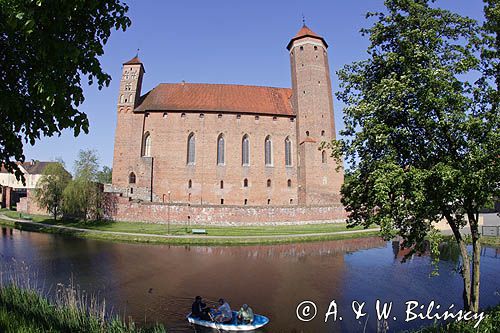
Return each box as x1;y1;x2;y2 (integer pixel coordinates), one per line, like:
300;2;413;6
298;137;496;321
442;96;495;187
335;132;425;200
163;112;168;118
220;180;224;189
300;46;304;51
130;187;133;194
267;179;271;188
218;114;223;119
267;199;271;205
285;137;292;166
187;133;195;164
265;136;273;166
322;150;327;164
306;131;310;136
188;179;192;189
131;72;136;79
125;83;131;91
255;115;259;121
221;199;224;205
129;94;133;102
314;45;318;51
142;132;152;157
243;178;248;187
217;134;225;165
236;114;241;119
290;199;293;204
321;130;325;136
242;135;250;166
273;116;277;121
129;172;136;184
290;117;295;122
244;199;248;205
120;94;124;103
287;179;292;187
181;113;186;118
199;113;204;118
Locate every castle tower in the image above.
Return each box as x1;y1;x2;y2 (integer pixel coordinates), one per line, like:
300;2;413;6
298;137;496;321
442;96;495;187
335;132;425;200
112;56;154;201
288;25;343;205
118;55;145;107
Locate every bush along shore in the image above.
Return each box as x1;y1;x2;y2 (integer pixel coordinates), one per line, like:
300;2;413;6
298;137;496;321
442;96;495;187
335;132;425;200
410;304;500;333
0;282;167;333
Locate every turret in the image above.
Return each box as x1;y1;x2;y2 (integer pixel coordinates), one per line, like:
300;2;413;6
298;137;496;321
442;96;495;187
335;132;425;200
288;24;343;205
118;55;145;108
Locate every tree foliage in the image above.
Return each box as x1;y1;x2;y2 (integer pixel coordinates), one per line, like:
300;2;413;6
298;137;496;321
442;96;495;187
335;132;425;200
0;0;131;182
34;162;71;221
97;166;112;184
63;149;104;221
330;0;500;312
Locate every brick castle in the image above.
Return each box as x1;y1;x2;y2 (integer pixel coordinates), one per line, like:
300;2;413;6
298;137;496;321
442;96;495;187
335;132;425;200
110;24;344;210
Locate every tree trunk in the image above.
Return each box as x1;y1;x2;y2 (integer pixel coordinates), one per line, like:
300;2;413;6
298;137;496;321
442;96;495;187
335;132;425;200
468;212;481;312
446;214;472;310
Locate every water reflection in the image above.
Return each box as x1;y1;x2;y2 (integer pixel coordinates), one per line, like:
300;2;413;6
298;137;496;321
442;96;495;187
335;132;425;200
0;227;499;332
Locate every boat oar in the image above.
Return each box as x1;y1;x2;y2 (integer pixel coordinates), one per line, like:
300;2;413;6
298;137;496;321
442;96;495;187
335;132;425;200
208;311;222;333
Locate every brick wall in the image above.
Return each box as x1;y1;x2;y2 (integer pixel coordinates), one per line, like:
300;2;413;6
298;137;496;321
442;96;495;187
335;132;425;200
105;194;347;225
16;189;48;215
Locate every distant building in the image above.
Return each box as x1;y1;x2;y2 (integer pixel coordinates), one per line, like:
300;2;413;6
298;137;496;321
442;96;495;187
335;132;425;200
0;161;66;208
110;24;344;206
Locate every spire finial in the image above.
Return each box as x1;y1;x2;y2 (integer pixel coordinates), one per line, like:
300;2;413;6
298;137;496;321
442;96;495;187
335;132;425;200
302;14;306;26
136;48;140;58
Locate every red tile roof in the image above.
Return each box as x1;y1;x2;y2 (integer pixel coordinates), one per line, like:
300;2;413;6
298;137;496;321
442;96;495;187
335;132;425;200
123;56;142;65
135;83;294;116
123;56;146;72
287;24;328;50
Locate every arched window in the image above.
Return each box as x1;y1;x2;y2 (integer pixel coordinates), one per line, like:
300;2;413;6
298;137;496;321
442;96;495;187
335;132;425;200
188;179;192;189
242;135;250;166
129;172;136;184
285;137;292;166
217;134;225;165
187;133;195;164
142;132;151;157
322;150;327;163
125;83;131;91
287;179;292;187
306;131;310;136
243;178;248;187
321;130;325;136
267;179;271;188
120;94;124;103
265;136;273;166
220;180;224;189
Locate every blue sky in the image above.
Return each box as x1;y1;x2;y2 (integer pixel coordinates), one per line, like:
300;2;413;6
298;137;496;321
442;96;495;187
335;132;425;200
23;0;485;173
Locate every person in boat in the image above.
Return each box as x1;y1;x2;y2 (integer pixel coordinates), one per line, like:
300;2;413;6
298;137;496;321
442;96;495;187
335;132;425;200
191;296;210;320
213;298;232;323
237;304;254;324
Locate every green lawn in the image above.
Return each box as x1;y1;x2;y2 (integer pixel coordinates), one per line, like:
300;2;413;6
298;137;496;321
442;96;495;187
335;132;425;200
0;209;367;236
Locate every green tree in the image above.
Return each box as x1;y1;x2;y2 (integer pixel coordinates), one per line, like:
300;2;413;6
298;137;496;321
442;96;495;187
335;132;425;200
0;0;131;182
63;149;104;221
34;162;71;221
329;0;499;312
63;149;104;220
97;166;113;184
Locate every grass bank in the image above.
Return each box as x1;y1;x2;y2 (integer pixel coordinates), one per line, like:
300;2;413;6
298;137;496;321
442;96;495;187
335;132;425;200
0;209;380;246
411;304;500;333
0;284;166;333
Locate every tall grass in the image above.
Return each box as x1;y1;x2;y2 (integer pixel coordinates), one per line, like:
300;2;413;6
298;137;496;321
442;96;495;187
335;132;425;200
0;261;167;333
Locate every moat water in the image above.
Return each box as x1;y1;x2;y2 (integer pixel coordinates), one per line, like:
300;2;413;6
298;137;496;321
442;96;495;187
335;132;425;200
0;227;499;332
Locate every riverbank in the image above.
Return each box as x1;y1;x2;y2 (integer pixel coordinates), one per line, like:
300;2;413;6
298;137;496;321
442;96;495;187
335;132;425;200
0;210;380;245
413;304;500;332
0;285;166;333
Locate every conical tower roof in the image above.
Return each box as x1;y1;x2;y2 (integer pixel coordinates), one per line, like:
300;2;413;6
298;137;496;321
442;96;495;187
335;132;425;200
287;24;328;50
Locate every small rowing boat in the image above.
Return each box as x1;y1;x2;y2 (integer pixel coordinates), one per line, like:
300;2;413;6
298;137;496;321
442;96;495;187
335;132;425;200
187;311;269;331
